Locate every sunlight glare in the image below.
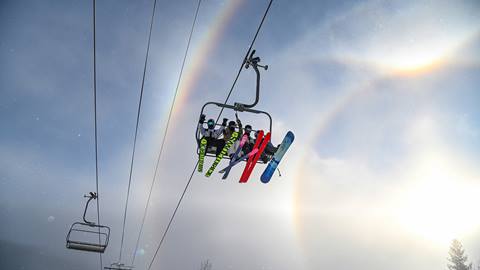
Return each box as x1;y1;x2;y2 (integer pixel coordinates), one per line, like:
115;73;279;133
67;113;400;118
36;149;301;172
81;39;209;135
395;155;480;245
365;35;459;74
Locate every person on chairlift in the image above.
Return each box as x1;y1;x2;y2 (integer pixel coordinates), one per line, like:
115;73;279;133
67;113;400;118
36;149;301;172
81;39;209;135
263;139;278;163
223;115;243;140
244;128;278;163
198;114;228;155
223;117;243;156
241;124;256;155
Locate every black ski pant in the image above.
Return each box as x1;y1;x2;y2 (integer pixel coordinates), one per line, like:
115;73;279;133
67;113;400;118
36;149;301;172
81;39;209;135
205;137;225;156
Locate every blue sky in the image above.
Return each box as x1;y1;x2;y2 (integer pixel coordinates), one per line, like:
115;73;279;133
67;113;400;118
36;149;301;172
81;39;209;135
1;0;480;269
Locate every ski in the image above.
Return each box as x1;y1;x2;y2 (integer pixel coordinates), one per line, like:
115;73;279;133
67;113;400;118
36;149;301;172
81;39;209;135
221;134;248;179
219;148;258;175
205;131;239;177
260;131;294;183
239;131;263;181
239;132;271;183
197;137;208;172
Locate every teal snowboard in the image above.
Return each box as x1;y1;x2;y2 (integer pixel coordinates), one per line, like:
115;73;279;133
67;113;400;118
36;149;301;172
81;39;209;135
260;131;294;183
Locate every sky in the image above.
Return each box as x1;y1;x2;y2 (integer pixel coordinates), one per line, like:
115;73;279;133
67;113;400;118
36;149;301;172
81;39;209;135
1;0;480;269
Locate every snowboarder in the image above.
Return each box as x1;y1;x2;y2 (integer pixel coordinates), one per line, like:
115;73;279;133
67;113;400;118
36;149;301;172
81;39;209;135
243;127;277;163
197;114;228;156
262;141;278;163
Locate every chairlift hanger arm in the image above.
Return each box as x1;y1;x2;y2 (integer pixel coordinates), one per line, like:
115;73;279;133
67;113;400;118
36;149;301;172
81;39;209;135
237;50;268;109
83;192;97;225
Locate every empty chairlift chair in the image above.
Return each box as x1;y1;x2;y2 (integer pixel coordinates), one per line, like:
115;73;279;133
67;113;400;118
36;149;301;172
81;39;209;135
66;192;110;253
104;262;134;270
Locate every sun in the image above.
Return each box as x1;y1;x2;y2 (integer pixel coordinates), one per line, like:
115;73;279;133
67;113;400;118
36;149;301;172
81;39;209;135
394;154;480;245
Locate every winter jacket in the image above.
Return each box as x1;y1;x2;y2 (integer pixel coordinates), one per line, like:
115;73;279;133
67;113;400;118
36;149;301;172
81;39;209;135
198;123;224;139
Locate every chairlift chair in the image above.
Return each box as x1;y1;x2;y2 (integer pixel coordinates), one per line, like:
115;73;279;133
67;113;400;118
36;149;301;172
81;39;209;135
104;262;134;270
66;192;110;253
196;50;272;161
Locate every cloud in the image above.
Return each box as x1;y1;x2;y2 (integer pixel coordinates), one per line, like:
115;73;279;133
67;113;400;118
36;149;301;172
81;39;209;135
294;108;480;269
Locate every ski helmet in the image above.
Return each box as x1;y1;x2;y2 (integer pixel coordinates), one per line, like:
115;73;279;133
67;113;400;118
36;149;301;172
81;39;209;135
228;121;236;131
245;125;252;133
207;119;215;129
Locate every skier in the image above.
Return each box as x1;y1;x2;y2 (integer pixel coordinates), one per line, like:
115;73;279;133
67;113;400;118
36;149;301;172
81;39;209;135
223;115;243;141
198;114;228;156
224;116;243;157
241;124;256;155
